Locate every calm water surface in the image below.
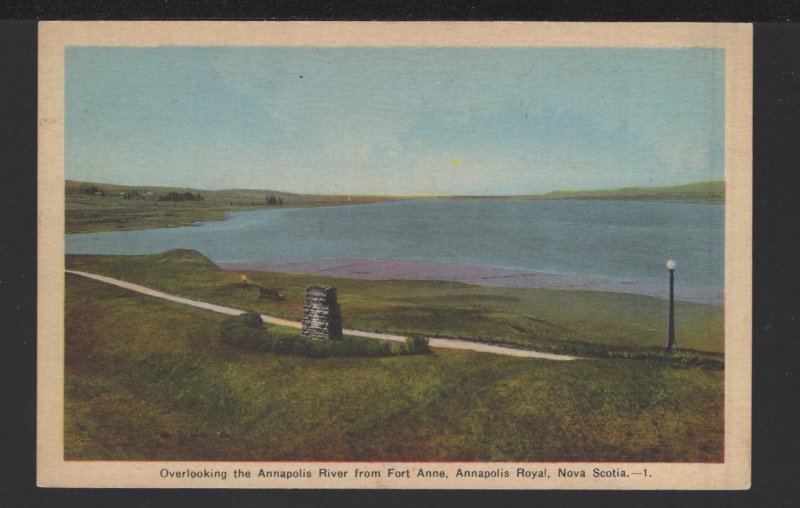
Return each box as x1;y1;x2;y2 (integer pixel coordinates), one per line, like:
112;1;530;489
65;199;723;291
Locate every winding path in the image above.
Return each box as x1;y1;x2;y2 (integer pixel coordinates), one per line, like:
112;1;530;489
66;269;577;361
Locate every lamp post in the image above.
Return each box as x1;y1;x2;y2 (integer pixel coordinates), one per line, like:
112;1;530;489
665;260;676;351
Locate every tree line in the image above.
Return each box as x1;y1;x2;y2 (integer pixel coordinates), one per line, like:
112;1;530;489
70;183;106;196
70;184;287;207
159;191;205;202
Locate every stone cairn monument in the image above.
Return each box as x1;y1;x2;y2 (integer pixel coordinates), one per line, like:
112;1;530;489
301;286;343;340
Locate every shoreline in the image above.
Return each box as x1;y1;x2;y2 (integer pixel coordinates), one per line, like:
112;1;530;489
219;258;724;307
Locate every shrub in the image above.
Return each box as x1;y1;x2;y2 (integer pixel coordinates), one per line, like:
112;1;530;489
405;335;432;355
219;312;268;348
390;343;407;356
218;314;431;358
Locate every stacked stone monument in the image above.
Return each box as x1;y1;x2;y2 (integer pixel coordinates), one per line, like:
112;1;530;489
301;286;343;340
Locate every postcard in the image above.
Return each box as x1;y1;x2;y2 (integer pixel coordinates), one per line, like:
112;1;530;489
37;21;752;489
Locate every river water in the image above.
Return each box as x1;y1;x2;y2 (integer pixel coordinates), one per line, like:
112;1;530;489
66;199;723;296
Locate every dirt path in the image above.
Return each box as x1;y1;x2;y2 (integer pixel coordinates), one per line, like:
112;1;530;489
66;269;577;361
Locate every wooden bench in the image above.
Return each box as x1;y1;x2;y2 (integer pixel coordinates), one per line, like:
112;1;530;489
258;287;284;300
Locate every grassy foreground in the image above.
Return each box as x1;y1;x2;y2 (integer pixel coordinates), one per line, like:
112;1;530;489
66;250;724;360
65;273;723;462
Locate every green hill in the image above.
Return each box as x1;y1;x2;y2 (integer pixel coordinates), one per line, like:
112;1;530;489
65;180;404;233
447;181;724;203
534;181;724;203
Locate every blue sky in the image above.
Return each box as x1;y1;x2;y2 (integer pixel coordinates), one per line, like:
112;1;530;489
65;46;724;195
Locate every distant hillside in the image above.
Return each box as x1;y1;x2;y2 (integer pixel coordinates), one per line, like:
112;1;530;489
65;180;397;205
65;180;405;233
447;181;724;203
65;179;724;234
534;181;724;203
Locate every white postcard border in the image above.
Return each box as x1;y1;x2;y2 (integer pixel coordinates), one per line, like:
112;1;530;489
37;21;752;490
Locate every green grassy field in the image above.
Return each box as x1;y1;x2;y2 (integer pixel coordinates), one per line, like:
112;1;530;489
66;180;404;233
65;273;724;462
66;250;724;362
